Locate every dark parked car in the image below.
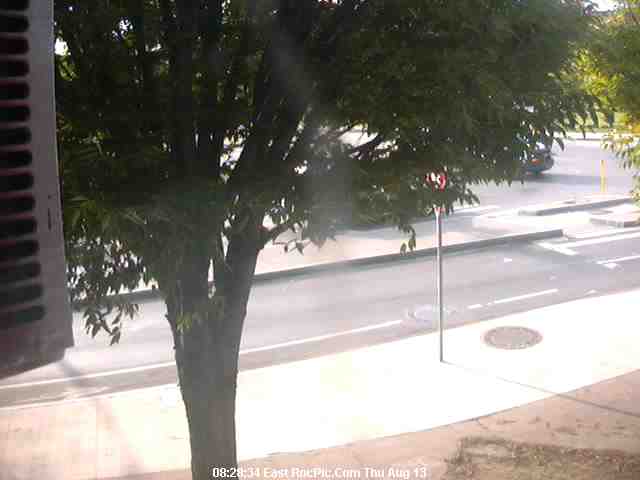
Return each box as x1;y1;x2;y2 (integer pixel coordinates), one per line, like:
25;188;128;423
524;142;554;174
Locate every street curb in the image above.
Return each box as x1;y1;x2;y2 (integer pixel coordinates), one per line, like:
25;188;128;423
72;229;563;308
252;229;564;282
590;215;640;228
566;136;605;142
518;197;632;216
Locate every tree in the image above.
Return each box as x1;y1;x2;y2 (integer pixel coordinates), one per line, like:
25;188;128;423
56;1;595;478
580;0;640;197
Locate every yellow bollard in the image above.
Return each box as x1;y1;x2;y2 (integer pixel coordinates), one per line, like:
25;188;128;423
600;159;607;194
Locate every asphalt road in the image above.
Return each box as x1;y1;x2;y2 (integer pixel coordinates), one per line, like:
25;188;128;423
2;225;640;408
470;139;632;207
0;140;637;408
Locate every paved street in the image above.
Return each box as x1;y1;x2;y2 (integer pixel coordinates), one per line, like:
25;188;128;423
3;288;640;479
2;221;640;408
470;139;632;206
0;140;637;409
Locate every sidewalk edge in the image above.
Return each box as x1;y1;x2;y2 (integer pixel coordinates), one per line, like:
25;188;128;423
518;197;631;217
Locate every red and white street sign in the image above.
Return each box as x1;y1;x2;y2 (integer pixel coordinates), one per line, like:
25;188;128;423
425;171;447;191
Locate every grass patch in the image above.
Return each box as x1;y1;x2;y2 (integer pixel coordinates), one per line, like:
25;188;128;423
443;437;640;480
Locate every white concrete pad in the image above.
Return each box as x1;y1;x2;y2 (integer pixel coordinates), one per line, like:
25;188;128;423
234;289;640;459
2;290;639;479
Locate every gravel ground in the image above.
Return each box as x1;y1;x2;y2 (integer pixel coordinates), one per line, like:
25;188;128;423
442;437;640;480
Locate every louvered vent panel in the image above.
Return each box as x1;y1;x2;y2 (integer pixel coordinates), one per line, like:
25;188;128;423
0;0;73;375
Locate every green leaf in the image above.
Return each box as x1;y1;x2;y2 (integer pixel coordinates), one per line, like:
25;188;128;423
408;235;417;251
110;327;121;345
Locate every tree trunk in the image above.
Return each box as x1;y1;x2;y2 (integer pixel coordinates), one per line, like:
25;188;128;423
166;230;261;480
178;331;240;480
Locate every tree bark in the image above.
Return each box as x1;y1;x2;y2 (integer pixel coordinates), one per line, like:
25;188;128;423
166;227;261;480
178;329;240;480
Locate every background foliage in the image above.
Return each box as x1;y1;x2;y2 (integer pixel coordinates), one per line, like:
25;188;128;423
579;0;640;199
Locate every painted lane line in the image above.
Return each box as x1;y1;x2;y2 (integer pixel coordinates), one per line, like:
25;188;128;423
0;321;403;391
490;289;559;306
467;289;559;311
239;320;402;355
603;263;619;269
0;361;177;391
455;205;499;214
478;208;520;219
596;254;640;265
0;383;179;412
572;227;640;240
563;231;640;249
539;231;640;257
538;242;578;257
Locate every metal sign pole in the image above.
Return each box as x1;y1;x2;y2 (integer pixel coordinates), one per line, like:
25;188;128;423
426;170;447;363
436;205;443;362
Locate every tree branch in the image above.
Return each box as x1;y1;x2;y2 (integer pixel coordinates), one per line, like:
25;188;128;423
282;109;321;170
130;0;154;92
197;0;225;178
315;0;370;60
167;0;199;177
625;1;640;26
347;133;383;155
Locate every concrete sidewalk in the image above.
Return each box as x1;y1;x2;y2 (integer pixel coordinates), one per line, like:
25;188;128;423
517;194;631;216
472;195;634;237
2;289;639;480
590;202;640;228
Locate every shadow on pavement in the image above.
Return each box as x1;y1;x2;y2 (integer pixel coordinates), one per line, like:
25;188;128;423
524;173;601;186
445;361;640;419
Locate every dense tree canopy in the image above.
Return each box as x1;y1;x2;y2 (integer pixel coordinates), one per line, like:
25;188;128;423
580;0;640;197
56;1;596;478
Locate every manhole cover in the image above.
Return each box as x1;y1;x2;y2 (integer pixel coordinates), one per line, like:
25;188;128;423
484;326;542;350
591;209;613;216
408;304;454;328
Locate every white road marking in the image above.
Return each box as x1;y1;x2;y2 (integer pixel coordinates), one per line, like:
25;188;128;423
0;321;403;391
478;208;520;218
539;231;640;257
0;361;177;391
571;227;640;240
0;383;178;412
564;231;640;249
239;320;402;354
455;205;499;214
538;242;578;256
596;254;640;265
467;289;559;310
503;258;513;263
603;263;619;269
491;289;559;305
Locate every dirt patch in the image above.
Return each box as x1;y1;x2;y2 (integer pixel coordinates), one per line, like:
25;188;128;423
442;437;640;480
